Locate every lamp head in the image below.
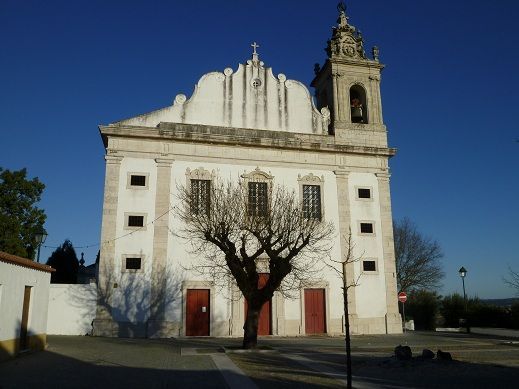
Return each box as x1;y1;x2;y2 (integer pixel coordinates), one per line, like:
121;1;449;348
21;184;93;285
34;227;48;245
458;266;467;278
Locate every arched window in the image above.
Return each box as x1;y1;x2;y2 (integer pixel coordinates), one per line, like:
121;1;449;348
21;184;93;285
350;85;368;123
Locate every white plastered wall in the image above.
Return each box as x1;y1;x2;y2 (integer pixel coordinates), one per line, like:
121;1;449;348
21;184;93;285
112;158;158;323
165;160;343;335
0;262;51;342
347;172;388;319
47;284;97;335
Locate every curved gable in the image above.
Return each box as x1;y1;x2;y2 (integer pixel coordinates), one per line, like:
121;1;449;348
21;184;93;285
117;58;330;135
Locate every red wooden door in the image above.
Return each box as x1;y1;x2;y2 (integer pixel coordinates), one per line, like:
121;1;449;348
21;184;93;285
244;273;271;335
305;289;326;334
186;289;210;336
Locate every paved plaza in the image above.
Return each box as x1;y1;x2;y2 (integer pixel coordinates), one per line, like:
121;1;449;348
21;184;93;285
1;332;518;388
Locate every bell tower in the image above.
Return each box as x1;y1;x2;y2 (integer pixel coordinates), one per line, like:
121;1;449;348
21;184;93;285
311;2;386;147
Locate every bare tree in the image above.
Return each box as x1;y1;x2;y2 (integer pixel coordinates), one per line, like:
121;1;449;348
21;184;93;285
326;229;362;389
504;266;519;295
393;218;444;292
176;178;335;348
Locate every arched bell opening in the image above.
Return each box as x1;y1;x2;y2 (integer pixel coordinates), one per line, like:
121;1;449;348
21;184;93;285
349;85;368;124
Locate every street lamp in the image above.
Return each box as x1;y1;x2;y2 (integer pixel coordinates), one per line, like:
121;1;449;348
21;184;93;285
34;227;47;263
458;266;468;332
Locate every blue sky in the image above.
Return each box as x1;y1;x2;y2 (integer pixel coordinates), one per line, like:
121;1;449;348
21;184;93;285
1;0;518;299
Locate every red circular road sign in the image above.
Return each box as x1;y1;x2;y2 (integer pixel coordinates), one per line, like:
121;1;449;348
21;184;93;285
398;292;407;303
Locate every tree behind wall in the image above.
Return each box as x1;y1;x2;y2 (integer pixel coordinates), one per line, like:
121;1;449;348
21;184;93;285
46;240;79;283
0;167;46;259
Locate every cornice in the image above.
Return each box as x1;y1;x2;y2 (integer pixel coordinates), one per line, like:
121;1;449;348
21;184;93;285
99;122;396;158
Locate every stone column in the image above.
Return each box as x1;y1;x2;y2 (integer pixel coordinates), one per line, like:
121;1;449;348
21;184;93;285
376;172;402;334
274;291;285;335
334;169;358;333
147;157;174;338
369;74;382;125
337;75;348;122
93;155;122;337
332;72;341;126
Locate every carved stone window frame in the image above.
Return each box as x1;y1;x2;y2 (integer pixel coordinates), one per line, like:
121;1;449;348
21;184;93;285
121;254;145;274
185;167;214;187
185;167;215;215
241;167;274;216
298;173;325;221
126;172;150;190
358;220;376;236
355;186;373;202
124;212;147;231
361;258;379;274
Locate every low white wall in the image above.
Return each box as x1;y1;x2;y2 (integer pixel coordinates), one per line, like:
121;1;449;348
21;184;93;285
0;261;52;342
470;327;519;338
47;284;97;335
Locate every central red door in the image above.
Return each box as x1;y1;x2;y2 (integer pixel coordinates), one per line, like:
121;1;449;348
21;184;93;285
305;289;326;334
244;273;271;335
186;289;210;336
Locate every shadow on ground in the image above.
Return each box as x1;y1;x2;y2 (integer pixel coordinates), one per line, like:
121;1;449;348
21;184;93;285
1;334;518;389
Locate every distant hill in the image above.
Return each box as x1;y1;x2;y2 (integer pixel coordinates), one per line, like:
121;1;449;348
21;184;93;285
482;298;519;307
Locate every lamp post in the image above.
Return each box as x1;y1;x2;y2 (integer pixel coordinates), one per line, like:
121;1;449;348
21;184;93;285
34;228;48;263
458;266;468;332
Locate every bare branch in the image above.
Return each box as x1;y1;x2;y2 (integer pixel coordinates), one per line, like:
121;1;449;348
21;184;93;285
394;217;444;292
504;266;519;295
174;176;335;348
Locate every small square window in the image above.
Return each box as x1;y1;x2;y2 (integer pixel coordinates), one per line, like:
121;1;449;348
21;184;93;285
360;222;374;234
363;260;377;272
127;173;149;189
358;188;371;199
128;215;144;227
125;257;142;270
130;175;146;187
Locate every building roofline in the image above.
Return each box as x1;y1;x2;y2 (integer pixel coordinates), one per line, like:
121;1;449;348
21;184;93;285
99;122;396;158
0;251;55;273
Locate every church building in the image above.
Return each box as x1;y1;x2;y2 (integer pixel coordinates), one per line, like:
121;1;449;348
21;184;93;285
94;3;402;338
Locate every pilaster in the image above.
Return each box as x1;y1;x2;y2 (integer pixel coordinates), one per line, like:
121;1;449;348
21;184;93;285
94;155;123;336
376;171;402;334
147;157;174;337
332;72;341;125
334;169;358;327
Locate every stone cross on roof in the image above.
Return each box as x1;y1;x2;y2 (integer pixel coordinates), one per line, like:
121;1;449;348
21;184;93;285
251;42;260;62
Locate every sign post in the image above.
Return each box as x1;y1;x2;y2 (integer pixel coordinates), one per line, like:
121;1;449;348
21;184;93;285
398;292;407;333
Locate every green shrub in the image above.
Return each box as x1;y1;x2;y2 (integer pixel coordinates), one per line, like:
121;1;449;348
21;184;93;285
404;290;440;330
440;293;465;327
441;295;514;328
511;303;519;329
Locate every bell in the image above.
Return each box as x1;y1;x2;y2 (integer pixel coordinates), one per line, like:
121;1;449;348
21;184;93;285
351;106;363;122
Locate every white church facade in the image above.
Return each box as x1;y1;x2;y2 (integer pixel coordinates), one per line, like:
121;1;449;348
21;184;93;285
94;4;402;338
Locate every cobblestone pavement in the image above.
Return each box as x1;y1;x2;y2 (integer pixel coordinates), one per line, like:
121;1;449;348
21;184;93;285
1;332;518;388
0;336;229;389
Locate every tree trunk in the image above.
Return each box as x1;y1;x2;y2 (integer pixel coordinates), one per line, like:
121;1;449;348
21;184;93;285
344;286;352;389
243;305;260;349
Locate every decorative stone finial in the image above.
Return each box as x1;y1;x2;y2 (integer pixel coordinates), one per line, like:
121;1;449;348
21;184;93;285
251;42;260;63
80;252;85;267
326;2;368;60
372;46;380;62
